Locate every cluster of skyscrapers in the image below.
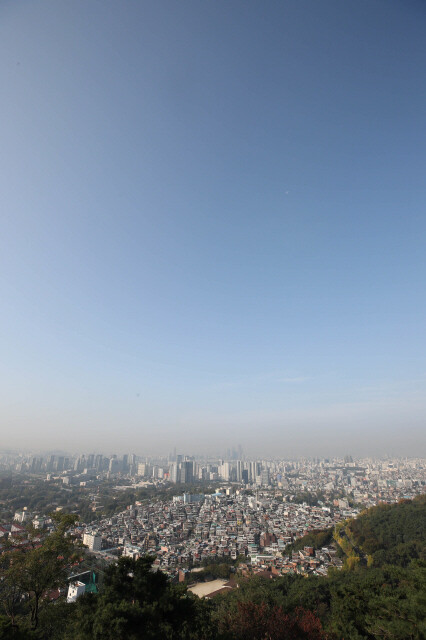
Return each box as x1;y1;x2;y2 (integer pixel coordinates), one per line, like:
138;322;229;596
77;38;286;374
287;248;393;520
4;448;279;488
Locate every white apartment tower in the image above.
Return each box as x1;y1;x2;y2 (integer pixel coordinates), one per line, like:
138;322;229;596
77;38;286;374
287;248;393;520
83;532;102;551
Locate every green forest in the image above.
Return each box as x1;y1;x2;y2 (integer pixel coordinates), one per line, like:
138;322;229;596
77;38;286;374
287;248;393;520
1;495;425;639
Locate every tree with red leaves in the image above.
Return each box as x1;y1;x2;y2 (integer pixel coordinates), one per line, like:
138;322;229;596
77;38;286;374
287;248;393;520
222;601;327;640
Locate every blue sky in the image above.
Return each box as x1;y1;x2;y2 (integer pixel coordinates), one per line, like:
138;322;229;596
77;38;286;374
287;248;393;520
1;0;425;456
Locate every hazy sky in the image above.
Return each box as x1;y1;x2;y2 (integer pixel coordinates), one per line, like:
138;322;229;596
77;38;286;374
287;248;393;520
1;0;425;457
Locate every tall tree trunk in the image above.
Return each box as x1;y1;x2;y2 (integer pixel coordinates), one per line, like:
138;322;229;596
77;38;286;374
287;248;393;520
30;593;40;630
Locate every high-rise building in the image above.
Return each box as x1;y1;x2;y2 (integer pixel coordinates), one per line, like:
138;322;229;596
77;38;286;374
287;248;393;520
249;461;260;482
83;532;102;551
221;462;231;481
109;458;120;474
236;460;242;482
170;463;179;483
181;461;194;484
261;468;270;486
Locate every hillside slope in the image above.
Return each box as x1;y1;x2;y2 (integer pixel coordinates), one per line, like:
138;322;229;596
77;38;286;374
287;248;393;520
346;494;426;567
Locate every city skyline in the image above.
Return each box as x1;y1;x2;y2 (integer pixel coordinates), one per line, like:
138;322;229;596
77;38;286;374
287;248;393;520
1;1;425;455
